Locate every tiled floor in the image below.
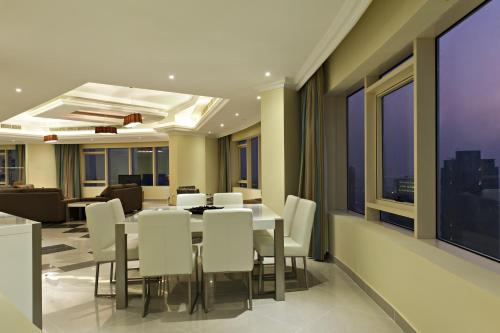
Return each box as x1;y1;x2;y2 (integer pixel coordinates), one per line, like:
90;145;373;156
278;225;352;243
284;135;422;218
40;208;403;333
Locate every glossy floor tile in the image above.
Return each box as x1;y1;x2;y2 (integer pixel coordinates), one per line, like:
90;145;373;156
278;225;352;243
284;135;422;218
40;210;403;333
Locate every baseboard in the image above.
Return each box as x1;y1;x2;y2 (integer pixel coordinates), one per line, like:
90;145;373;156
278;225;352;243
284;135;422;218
333;256;417;333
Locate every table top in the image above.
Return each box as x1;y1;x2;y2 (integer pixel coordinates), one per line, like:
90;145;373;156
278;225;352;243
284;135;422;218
67;202;101;208
0;212;38;235
122;204;281;233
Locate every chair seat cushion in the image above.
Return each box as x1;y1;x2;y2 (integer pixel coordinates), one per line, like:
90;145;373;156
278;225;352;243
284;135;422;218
253;234;305;257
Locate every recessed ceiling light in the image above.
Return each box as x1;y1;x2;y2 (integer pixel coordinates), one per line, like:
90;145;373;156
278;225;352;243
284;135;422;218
257;96;261;100
220;123;224;127
169;74;175;80
235;113;239;117
208;131;212;134
265;72;271;77
15;88;22;93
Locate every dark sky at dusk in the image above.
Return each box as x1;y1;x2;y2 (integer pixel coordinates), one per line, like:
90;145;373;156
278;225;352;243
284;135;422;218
438;0;500;166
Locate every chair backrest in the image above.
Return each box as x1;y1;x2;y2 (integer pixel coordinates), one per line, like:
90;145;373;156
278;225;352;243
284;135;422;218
283;195;300;237
289;198;317;255
213;192;243;206
85;202;116;262
108;198;126;223
177;193;206;207
202;209;253;273
138;210;193;277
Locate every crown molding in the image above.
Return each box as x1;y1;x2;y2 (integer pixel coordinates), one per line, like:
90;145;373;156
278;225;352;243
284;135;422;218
256;78;295;92
293;0;372;90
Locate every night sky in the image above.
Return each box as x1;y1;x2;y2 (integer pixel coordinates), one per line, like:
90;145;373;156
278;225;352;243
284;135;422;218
438;0;500;166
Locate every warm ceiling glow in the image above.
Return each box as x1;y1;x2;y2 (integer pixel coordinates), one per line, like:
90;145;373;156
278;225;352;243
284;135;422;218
235;113;239;117
123;113;143;128
95;126;118;135
15;88;22;93
169;74;175;80
208;131;212;134
265;72;271;77
220;123;224;127
43;134;58;143
257;96;261;100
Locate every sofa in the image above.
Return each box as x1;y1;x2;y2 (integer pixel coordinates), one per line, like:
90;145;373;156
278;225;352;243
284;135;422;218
0;188;72;222
80;184;143;213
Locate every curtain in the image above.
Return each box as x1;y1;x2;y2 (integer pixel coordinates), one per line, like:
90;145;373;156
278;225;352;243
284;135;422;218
15;144;26;184
298;65;328;261
55;144;81;199
218;136;232;192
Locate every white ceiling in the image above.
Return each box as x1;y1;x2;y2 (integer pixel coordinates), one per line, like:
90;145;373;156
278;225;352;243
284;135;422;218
0;0;371;144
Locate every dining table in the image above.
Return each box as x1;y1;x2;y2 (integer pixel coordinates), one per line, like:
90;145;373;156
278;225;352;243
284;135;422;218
114;203;285;309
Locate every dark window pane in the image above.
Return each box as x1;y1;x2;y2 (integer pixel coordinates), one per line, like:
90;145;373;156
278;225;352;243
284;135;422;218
0;153;5;183
131;148;153;186
251;137;259;189
437;0;500;261
380;212;414;230
7;150;20;185
85;154;105;181
83;148;105;153
156;147;169;186
382;82;414;205
347;88;365;214
240;147;247;180
108;148;129;185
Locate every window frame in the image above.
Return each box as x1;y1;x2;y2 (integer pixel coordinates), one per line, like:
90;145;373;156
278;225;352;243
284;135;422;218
366;57;416;221
82;148;106;186
234;136;261;190
0;148;22;186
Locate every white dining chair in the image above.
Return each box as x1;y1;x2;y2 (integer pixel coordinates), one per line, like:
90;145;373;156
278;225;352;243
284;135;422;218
177;193;207;207
138;210;198;316
254;195;299;239
85;202;139;297
108;198;126;223
254;198;316;293
213;192;243;206
201;209;254;311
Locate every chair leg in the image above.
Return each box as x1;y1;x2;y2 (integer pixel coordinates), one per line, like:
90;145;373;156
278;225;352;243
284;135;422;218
247;271;253;310
142;278;147;317
94;263;100;297
292;257;297;277
203;273;208;313
143;278;150;317
303;257;309;289
258;256;264;294
109;262;114;284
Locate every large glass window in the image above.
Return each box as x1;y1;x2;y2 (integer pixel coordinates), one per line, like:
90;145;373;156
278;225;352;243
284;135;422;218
238;140;247;188
0;152;5;184
347;88;365;214
155;147;169;186
380;81;414;230
437;0;500;261
251;137;259;189
132;147;153;186
83;149;105;184
107;148;129;185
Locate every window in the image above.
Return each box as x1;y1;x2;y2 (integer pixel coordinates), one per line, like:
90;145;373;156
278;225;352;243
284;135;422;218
155;147;169;186
131;147;153;186
238;140;248;188
83;148;105;186
380;81;414;230
107;148;129;185
437;0;500;261
0;148;23;186
347;88;365;214
251;137;259;189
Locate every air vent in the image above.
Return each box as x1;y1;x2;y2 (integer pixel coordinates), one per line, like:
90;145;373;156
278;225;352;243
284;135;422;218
0;123;21;130
49;126;96;132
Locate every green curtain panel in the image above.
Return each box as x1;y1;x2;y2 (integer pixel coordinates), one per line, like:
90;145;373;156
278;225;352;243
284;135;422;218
218;136;232;192
15;144;26;184
55;144;81;199
298;65;328;261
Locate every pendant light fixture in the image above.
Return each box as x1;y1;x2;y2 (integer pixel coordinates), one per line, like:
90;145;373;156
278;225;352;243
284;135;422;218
43;134;58;143
123;113;143;128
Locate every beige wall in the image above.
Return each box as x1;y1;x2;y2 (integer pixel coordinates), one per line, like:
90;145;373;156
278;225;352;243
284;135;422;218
261;86;300;214
331;212;500;333
169;133;216;203
232;186;261;201
25;144;57;188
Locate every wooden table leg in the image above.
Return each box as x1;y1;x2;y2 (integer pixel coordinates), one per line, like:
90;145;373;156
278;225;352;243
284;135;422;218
115;223;128;309
274;218;285;301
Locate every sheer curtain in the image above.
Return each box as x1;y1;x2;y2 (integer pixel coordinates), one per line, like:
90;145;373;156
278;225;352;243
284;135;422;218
298;65;328;261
